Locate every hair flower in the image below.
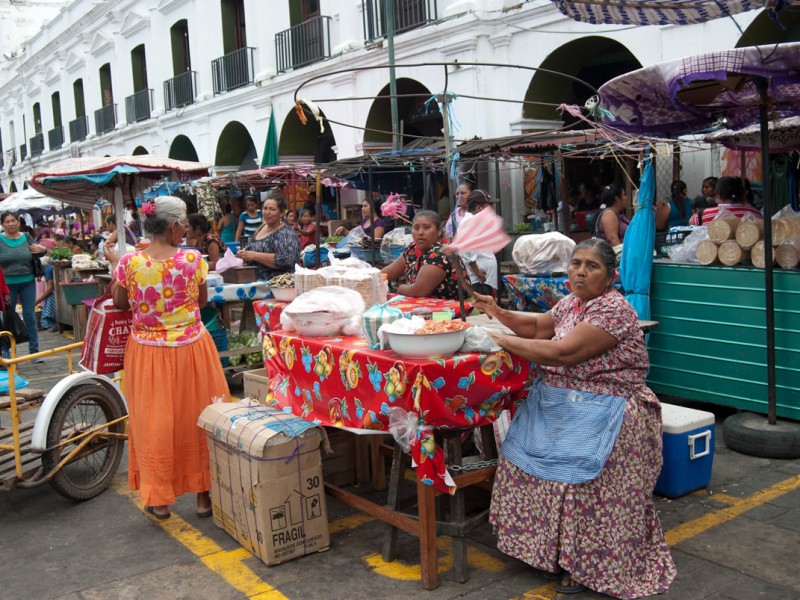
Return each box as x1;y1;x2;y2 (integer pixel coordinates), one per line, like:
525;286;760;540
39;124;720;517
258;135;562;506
141;202;156;216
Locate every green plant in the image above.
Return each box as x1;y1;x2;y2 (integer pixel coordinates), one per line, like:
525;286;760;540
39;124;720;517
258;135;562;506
324;235;344;244
513;222;533;233
50;247;74;261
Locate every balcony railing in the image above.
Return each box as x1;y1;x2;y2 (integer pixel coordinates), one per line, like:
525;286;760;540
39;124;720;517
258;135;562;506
20;143;27;161
69;116;89;142
94;104;118;135
48;125;65;151
5;148;16;167
164;71;197;110
363;0;436;42
211;47;255;95
125;89;154;124
30;133;45;157
276;16;331;73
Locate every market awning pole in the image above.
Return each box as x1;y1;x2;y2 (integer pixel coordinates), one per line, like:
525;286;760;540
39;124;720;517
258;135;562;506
384;0;400;151
114;185;127;256
756;77;777;426
315;169;322;267
368;166;376;264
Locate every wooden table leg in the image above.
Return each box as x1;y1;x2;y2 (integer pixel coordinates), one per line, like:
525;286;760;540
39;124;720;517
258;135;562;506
418;477;438;590
381;444;406;562
370;436;386;491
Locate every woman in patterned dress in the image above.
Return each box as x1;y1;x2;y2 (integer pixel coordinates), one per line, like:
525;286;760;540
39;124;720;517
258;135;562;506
236;197;300;282
473;238;676;598
381;210;467;300
108;196;230;521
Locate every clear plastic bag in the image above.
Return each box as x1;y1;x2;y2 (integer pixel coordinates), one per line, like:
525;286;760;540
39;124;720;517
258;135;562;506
387;406;419;453
512;231;576;274
216;247;243;273
667;226;709;263
459;326;502;353
381;228;413;263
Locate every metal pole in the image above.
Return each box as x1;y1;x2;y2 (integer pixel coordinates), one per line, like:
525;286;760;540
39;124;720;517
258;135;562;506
384;0;400;151
114;186;127;256
368;167;376;264
756;78;777;425
315;170;322;267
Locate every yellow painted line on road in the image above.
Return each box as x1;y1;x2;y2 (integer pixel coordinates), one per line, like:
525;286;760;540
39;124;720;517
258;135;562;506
666;474;800;546
113;478;287;599
516;474;800;599
329;512;375;534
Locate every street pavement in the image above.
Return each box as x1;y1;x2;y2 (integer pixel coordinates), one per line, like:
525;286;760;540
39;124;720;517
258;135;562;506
1;330;800;599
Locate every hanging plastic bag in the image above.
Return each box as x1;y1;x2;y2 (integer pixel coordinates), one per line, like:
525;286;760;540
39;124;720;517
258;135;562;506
387;406;419;453
380;227;413;263
80;289;132;374
215;247;243;273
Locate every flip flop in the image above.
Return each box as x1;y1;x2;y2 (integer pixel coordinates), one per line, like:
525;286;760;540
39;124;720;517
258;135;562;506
542;568;565;581
555;580;587;594
197;508;213;518
145;506;171;520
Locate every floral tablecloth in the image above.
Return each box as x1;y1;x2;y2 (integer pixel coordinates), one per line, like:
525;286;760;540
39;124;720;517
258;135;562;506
208;282;271;304
502;274;570;312
263;331;533;494
253;294;474;333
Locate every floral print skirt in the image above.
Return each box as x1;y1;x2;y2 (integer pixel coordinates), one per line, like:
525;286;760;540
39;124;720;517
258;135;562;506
489;392;677;599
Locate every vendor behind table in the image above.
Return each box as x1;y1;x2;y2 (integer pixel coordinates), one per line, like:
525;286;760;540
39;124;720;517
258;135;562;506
187;213;226;270
236;197;300;282
381;210;468;300
473;238;676;598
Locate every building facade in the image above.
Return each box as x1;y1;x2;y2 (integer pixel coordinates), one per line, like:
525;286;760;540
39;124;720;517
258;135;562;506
1;0;795;210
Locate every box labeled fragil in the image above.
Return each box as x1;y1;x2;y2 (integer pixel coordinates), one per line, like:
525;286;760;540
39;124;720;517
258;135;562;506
197;401;329;565
655;403;716;498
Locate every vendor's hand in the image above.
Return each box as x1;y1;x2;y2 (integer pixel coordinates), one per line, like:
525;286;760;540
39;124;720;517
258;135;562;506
30;244;47;254
473;291;500;319
104;244;118;264
334;226;347;236
237;250;256;262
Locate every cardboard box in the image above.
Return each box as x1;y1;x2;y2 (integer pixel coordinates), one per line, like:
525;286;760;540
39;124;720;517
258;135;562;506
655;403;716;498
197;401;330;565
242;368;270;403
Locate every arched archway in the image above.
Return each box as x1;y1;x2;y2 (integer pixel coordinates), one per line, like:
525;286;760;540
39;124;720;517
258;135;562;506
132;145;149;155
215;121;257;170
169;134;200;161
736;10;800;46
23;182;29;190
279;109;336;164
523;37;641;128
364;78;442;148
9;181;18;193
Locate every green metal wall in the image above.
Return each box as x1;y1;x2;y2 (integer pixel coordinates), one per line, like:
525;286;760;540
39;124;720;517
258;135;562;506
647;261;800;420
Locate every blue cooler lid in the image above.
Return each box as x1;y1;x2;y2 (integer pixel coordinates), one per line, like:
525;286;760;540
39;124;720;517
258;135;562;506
661;403;715;434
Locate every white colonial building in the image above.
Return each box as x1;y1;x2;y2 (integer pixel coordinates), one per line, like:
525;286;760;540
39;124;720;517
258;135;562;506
1;0;795;213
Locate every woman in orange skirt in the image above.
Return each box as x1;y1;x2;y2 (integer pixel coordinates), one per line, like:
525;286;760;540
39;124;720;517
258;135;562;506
108;196;229;520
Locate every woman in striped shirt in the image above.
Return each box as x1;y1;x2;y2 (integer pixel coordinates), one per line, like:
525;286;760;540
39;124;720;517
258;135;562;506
235;195;262;242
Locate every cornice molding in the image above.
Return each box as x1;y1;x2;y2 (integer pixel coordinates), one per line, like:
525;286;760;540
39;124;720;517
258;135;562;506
44;65;62;86
157;0;193;16
120;11;150;39
64;51;85;74
89;32;114;57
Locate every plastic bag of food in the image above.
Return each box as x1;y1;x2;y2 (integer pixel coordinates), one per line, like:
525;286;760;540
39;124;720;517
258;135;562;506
386;406;419;453
281;286;366;337
459;325;502;353
380;227;413;263
216;247;243;273
512;232;575;274
667;226;709;263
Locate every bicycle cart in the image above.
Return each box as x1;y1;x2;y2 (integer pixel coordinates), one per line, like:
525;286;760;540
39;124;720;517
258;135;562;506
0;334;127;500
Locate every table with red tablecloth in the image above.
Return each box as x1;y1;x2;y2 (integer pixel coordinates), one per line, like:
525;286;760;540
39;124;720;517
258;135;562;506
253;294;474;333
262;330;532;494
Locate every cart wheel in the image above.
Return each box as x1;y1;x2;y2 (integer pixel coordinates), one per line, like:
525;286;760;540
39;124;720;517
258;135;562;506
42;383;126;501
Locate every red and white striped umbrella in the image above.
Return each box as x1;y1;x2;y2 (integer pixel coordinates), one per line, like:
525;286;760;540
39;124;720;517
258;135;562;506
449;207;510;254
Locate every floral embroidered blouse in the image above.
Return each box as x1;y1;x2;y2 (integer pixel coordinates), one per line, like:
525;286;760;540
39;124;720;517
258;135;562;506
114;248;208;347
401;241;467;300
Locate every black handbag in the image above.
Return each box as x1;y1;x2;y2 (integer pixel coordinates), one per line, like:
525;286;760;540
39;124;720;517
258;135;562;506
1;304;29;348
25;234;45;278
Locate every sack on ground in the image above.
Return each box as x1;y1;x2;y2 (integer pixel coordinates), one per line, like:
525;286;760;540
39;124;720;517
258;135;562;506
80;296;132;374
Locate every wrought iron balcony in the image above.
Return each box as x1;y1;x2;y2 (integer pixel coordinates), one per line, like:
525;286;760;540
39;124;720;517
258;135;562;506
276;16;331;73
363;0;436;42
164;71;197;111
211;47;255;94
20;143;27;161
94;104;118;135
69;116;89;142
48;125;65;151
29;133;45;157
125;89;154;124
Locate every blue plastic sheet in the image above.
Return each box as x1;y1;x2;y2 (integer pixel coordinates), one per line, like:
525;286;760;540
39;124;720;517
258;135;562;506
620;154;655;320
0;370;29;393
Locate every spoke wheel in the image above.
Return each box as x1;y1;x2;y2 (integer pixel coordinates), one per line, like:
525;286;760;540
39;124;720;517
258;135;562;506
42;384;126;501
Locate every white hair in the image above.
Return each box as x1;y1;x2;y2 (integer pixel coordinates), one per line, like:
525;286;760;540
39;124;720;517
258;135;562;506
142;196;186;237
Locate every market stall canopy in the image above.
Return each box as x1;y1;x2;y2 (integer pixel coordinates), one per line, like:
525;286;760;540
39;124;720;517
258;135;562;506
29;156;211;210
0;187;71;213
548;0;797;26
704;115;800;151
208;164;350;191
598;42;800;137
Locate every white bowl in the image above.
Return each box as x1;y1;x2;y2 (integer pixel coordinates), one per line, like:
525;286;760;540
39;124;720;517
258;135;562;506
285;310;351;337
271;287;297;302
387;328;468;359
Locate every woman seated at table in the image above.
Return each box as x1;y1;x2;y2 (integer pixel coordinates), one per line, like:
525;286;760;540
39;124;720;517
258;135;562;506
656;179;692;230
188;213;226;270
700;176;762;224
473;238;676;598
236;197;300;282
334;199;385;239
594;184;630;247
381;210;467;300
